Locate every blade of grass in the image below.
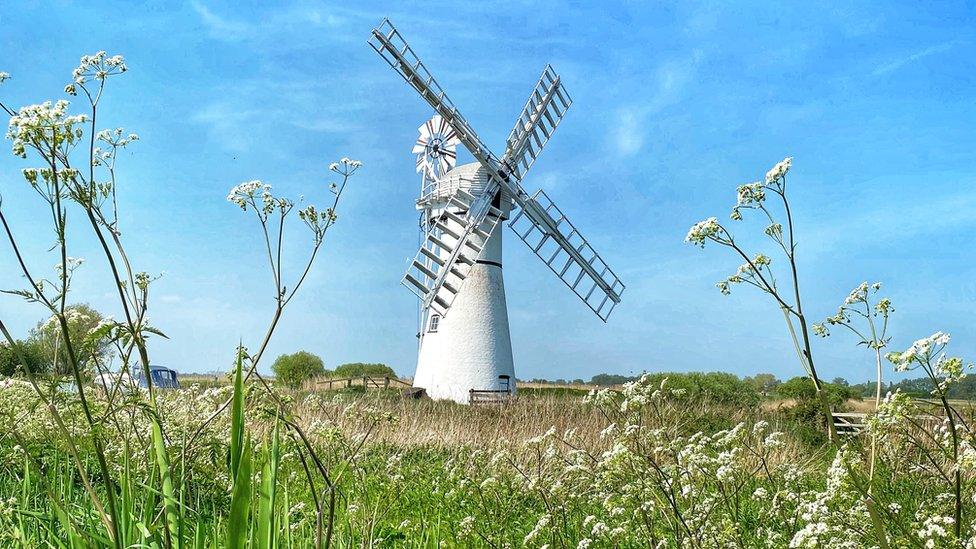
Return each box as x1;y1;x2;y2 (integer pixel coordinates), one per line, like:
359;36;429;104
257;419;281;549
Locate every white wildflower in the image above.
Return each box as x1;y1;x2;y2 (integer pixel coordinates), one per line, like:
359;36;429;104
685;217;721;247
765;156;793;184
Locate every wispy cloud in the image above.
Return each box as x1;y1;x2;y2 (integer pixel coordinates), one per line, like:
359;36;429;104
189;101;262;152
873;41;956;76
190;1;363;44
611;53;702;158
614;109;646;157
808;182;976;257
190;77;365;153
190;1;248;41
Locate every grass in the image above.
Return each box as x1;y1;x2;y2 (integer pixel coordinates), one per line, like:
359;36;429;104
1;375;973;547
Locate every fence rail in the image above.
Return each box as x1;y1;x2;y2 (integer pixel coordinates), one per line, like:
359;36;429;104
831;410;945;436
469;388;513;405
315;376;413;391
832;412;867;435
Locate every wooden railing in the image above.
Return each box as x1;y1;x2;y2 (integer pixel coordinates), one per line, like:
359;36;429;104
469;388;512;405
315;376;413;391
832;412;867;435
832;410;944;436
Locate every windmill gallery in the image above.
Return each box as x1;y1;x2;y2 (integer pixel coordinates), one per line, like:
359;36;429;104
369;19;626;404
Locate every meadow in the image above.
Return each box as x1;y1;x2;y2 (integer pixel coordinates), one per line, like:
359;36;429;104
3;49;976;549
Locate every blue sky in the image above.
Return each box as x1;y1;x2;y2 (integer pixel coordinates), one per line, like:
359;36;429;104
1;1;974;383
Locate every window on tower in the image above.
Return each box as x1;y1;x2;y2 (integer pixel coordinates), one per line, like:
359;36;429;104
428;314;440;333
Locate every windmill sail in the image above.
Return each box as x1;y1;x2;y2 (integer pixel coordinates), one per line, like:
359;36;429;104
370;18;624;321
369;19;506;179
508;190;624;321
503;65;573;180
402;189;505;316
369;19;508;316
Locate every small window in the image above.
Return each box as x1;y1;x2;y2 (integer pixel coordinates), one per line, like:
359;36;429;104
428;314;440;333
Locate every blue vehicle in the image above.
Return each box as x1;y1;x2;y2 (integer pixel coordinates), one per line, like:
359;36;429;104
133;365;181;389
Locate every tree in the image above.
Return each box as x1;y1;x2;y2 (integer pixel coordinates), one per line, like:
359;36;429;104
272;351;327;388
589;373;637;386
333;362;396;378
28;303;111;377
744;373;781;396
0;339;46;377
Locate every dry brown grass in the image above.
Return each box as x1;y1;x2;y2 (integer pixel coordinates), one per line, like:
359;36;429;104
296;392;611;451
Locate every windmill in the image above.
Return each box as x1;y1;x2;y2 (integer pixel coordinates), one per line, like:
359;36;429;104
369;19;625;403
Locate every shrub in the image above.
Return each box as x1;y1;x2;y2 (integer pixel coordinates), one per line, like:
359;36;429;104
645;371;762;406
28;303;111;376
775;376;859;446
589;373;637;386
334;362;396;378
0;339;46;377
272;351;327;388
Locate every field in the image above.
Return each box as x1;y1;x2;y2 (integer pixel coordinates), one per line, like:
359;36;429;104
2;371;974;548
0;377;792;547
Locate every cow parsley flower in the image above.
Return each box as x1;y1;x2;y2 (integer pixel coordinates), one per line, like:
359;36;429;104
887;331;950;371
736;181;765;206
226;180;269;210
458;515;476;536
6;100;88;158
765;156;793;184
844;282;869;304
685;217;721;247
0;71;10;84
72;51;127;85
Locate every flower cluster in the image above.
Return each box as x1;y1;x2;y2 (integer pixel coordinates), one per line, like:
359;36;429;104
886;331;951;371
6;100;87;158
685;217;722;247
736;181;765;207
70;51;127;87
226;180;270;211
765;156;792;184
93;127;139;167
328;157;363;174
813;281;891;346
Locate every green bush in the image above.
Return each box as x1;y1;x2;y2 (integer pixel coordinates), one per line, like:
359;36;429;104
775;376;860;446
0;339;46;377
589;373;637;386
271;351;327;388
334;362;396;378
28;303;111;376
645;371;762;406
775;376;859;407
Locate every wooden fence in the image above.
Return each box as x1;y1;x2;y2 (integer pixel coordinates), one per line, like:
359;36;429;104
315;376;413;391
832;412;868;435
831;410;944;436
469;389;513;405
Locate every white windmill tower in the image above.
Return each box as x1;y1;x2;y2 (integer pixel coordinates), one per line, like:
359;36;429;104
369;19;625;404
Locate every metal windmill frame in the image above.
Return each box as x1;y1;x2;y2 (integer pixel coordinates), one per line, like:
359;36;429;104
369;18;625;322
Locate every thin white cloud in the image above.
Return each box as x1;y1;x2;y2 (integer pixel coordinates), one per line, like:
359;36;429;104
189;101;261;152
187;73;368;152
614;109;645;157
189;2;370;45
611;53;702;158
190;1;249;41
807;182;976;257
873;41;956;76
